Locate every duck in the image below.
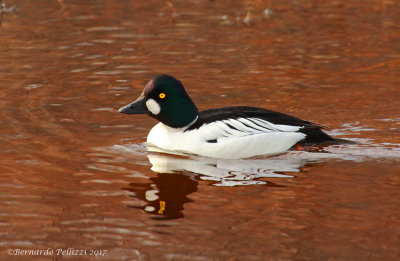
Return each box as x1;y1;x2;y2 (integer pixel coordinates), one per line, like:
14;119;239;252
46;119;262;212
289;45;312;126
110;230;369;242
118;74;347;159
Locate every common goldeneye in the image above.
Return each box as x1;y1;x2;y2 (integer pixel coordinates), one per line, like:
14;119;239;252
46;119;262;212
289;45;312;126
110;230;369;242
118;74;345;159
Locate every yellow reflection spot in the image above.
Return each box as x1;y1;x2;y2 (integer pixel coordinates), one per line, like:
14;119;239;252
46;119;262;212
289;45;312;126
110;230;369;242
159;93;166;99
158;200;166;215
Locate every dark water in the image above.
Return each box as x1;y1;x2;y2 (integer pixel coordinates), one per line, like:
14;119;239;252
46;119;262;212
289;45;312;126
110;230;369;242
1;0;399;260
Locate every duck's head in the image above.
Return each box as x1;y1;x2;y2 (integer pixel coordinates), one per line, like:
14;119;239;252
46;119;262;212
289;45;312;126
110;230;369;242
118;74;198;128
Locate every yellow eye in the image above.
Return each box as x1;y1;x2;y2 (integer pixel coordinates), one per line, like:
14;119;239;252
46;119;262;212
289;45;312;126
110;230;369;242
159;93;166;99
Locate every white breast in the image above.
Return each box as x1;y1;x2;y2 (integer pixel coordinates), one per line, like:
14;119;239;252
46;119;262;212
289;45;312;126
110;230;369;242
146;118;306;159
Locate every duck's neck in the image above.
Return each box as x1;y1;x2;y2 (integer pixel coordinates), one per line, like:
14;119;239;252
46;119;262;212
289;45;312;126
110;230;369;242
160;116;198;131
153;102;198;129
183;116;199;129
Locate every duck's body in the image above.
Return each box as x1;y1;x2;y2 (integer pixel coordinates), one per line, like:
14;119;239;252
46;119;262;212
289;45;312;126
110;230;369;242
119;74;345;159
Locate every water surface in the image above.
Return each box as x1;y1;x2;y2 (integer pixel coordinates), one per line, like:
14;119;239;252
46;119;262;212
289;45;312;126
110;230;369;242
0;0;399;260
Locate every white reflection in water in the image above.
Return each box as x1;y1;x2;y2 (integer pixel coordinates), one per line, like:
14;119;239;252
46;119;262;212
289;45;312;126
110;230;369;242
147;153;300;186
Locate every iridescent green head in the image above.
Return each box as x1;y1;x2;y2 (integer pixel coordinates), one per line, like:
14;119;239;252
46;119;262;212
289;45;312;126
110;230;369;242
119;74;199;128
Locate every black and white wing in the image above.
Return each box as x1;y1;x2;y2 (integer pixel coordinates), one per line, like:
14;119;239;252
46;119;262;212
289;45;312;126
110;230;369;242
187;106;335;145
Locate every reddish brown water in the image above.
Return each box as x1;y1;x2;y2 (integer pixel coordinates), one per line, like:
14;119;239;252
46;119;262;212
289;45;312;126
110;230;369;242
1;0;400;260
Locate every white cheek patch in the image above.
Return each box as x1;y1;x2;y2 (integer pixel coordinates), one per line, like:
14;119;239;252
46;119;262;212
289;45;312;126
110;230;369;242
146;99;161;115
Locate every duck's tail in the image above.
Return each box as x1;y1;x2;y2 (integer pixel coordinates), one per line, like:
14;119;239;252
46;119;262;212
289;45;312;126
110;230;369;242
298;127;356;146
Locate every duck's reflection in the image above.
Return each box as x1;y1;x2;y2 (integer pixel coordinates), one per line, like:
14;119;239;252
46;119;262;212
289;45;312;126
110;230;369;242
123;151;308;219
147;153;304;186
123;172;197;219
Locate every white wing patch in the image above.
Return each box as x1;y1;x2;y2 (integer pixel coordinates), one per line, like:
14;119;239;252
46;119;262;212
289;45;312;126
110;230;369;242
203;117;301;141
